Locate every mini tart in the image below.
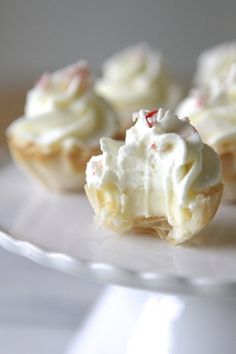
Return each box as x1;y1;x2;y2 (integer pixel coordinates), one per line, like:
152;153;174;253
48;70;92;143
95;43;181;136
6;61;119;192
177;66;236;201
85;109;223;244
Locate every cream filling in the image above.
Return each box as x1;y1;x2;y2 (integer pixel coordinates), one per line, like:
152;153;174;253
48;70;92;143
178;99;236;153
87;140;220;215
7;92;118;149
194;42;236;85
95;44;180;110
25;82;80;117
25;60;92;117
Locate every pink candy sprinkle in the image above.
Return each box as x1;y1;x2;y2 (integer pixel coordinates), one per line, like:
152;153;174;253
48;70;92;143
67;63;90;80
196;98;205;107
145;109;159;127
150;143;157;149
35;73;50;88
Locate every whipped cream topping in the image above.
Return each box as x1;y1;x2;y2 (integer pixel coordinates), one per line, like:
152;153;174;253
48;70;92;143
86;109;221;239
194;42;236;86
95;43;180;110
178;65;236;153
7;61;119;150
25;61;92;116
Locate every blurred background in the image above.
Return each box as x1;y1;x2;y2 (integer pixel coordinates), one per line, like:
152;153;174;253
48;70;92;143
1;0;236;352
1;0;236;142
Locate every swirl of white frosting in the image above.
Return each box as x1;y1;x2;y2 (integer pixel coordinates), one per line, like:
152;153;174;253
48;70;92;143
86;109;221;241
178;65;236;153
95;43;180;111
25;61;92;116
194;42;236;86
7;61;119;149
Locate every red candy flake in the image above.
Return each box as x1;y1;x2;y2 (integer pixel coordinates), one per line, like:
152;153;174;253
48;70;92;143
67;63;91;91
145;109;159;127
195;93;209;108
150;143;157;150
35;73;50;89
68;63;90;80
196;98;205;107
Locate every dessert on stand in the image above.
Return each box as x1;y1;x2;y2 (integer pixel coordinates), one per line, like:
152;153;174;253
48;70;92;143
1;147;236;354
2;42;236;354
6;61;119;192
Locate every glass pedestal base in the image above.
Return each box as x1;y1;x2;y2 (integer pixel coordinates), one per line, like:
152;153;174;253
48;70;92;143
66;286;236;354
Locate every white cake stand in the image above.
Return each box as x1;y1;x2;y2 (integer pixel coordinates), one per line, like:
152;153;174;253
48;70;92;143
1;148;236;354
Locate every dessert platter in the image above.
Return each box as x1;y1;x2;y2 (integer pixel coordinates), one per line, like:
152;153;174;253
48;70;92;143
2;42;236;353
1;144;236;294
2;146;236;354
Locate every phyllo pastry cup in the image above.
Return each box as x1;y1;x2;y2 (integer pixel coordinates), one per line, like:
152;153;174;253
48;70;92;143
8;132;100;192
85;109;223;244
6;61;119;192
